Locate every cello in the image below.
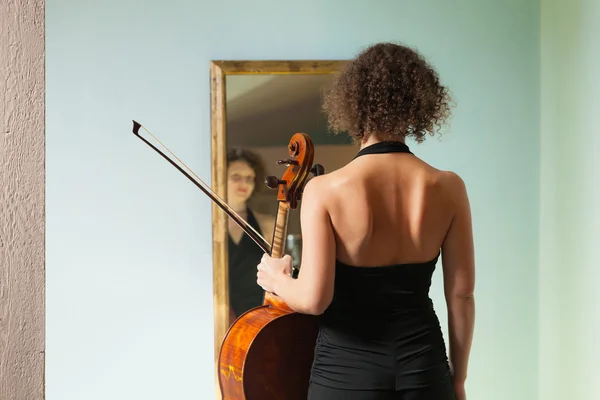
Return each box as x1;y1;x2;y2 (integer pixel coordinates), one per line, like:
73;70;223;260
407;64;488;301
131;121;325;400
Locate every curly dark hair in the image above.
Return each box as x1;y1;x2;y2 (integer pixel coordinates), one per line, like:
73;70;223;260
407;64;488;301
322;42;453;143
227;148;266;189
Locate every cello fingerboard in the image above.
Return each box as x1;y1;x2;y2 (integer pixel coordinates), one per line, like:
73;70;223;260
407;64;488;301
263;202;294;311
270;202;289;258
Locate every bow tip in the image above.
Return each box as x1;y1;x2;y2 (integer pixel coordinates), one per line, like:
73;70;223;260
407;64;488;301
132;120;141;134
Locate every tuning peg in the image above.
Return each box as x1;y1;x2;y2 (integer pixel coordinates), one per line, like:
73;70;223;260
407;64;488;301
277;159;299;166
311;164;325;177
265;176;286;189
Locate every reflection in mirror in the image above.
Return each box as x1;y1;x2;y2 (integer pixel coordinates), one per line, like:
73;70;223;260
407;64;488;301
224;73;358;326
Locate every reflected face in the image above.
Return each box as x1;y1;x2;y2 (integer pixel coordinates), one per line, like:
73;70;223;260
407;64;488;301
227;161;256;205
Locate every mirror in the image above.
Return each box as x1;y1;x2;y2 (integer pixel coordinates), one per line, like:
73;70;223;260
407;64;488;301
210;60;353;360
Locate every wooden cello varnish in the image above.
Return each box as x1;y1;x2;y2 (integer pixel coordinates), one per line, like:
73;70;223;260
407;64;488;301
218;134;323;400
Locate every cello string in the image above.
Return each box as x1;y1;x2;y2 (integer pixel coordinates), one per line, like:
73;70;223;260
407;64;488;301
135;121;272;252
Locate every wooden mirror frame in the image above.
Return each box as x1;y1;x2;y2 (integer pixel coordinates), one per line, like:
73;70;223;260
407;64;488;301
209;60;347;363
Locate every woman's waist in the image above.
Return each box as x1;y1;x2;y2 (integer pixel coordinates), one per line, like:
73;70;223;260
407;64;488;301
322;300;439;326
328;292;434;310
311;325;450;390
317;315;446;349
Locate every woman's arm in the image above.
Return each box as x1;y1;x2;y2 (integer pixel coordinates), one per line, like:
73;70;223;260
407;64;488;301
441;173;476;385
266;177;337;315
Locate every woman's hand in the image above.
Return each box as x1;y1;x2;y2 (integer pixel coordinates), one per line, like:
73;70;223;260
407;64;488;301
256;254;293;294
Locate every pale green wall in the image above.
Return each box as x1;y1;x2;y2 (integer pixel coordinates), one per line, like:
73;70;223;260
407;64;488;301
540;1;600;399
46;1;540;399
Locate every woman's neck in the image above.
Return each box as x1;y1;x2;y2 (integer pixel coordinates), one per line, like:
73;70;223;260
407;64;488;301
229;201;247;215
360;134;405;150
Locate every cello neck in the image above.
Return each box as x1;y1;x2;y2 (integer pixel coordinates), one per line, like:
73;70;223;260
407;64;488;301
270;202;290;258
263;201;294;311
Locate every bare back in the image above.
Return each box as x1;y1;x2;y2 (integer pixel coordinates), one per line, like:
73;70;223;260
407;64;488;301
290;140;473;395
278;42;475;395
322;150;459;267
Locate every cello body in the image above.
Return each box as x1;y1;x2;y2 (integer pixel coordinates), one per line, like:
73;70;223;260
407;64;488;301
218;133;324;399
218;304;320;400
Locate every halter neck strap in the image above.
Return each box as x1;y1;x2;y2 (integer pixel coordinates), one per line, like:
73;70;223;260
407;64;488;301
354;141;413;159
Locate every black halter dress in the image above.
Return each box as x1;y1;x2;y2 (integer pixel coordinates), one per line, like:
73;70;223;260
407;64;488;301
307;141;456;400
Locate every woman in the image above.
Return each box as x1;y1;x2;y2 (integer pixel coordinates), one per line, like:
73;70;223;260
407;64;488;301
257;42;475;400
226;148;275;324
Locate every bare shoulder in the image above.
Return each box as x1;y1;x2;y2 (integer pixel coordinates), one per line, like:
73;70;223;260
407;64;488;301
301;171;343;205
436;170;470;210
438;170;467;191
313;163;355;190
303;172;333;193
416;157;466;191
